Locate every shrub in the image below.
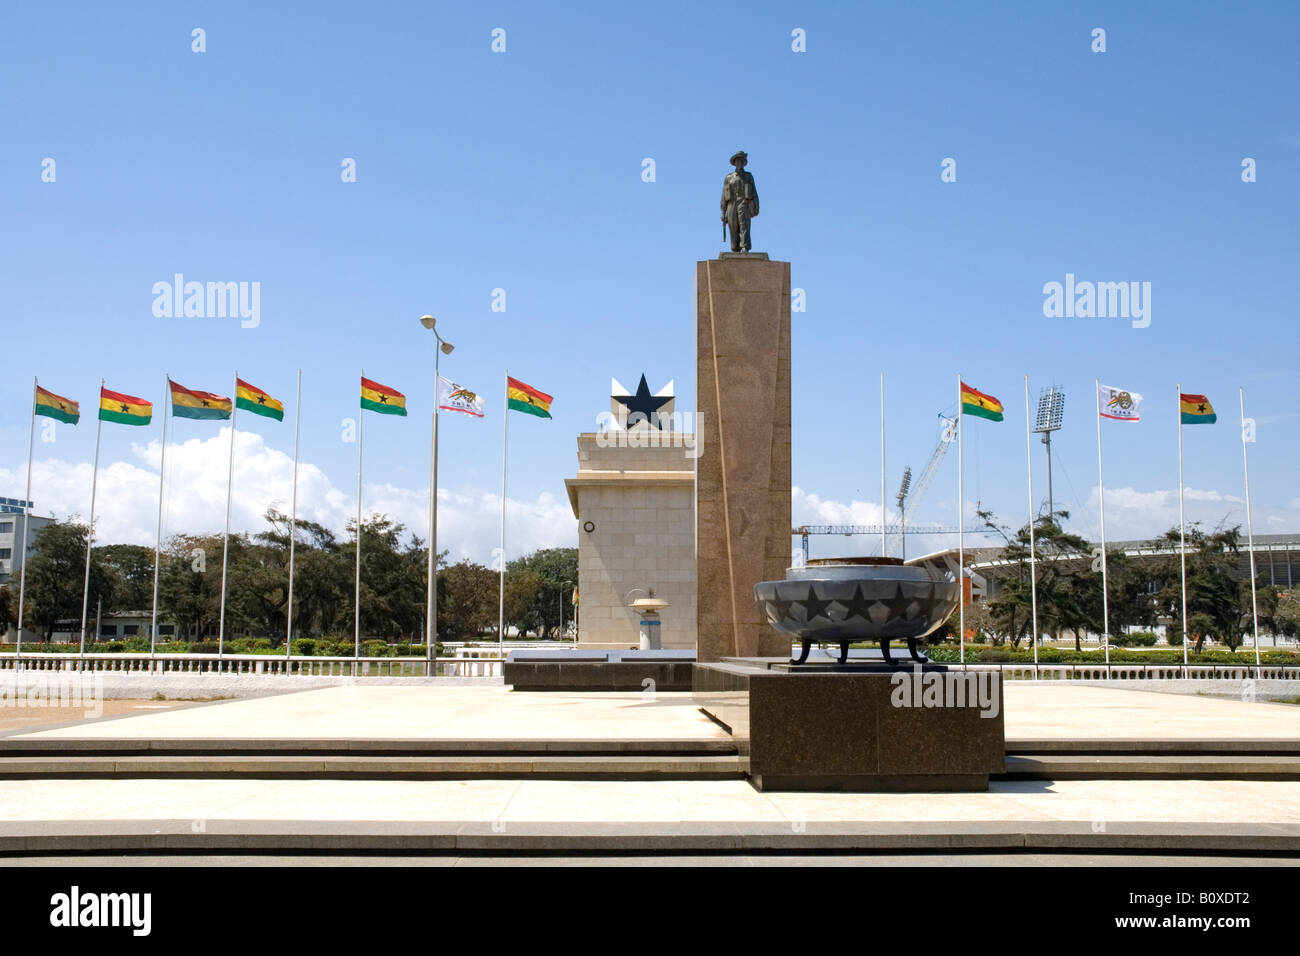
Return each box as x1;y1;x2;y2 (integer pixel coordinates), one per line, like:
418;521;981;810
292;638;317;657
1110;632;1159;647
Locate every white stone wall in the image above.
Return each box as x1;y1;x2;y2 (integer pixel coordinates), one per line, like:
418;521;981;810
569;434;696;649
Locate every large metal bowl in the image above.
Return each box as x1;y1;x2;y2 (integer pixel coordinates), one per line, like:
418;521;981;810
754;557;959;663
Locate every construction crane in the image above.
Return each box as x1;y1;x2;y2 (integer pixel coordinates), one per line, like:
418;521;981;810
793;523;961;563
888;414;957;558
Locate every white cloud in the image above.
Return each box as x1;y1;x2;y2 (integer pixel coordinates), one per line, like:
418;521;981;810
3;430;575;564
1083;485;1289;541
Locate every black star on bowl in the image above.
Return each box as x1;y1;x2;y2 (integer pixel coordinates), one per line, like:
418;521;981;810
836;584;877;623
614;374;671;424
877;584;918;623
798;585;834;623
767;594;797;624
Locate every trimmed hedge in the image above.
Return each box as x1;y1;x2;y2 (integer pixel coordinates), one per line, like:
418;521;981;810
924;643;1300;665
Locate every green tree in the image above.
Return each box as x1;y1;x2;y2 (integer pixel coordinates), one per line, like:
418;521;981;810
1152;524;1245;651
23;520;114;642
503;568;544;637
506;547;577;638
339;515;426;640
976;510;1104;651
438;559;496;640
0;585;13;636
1254;585;1300;646
158;533;223;640
95;543;156;612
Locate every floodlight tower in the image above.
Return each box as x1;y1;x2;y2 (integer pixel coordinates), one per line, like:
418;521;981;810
895;467;912;560
1032;386;1066;521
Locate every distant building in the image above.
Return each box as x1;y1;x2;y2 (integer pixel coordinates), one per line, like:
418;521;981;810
0;503;54;587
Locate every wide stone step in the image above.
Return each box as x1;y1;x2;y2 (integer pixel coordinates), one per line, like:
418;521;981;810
0;819;1296;855
1001;753;1300;779
0;753;748;780
0;737;738;756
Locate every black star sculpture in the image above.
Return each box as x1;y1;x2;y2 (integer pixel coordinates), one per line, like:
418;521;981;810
614;374;671;425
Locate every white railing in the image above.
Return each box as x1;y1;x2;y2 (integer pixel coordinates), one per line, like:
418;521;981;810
969;662;1299;681
0;653;502;678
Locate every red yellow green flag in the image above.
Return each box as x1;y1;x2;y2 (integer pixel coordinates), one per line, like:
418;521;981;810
361;377;407;416
1180;393;1216;425
236;379;284;421
960;382;1003;422
35;386;79;424
99;387;152;426
169;379;232;421
507;376;552;419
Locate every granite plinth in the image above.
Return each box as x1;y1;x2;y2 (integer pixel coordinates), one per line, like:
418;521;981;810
504;651;696;692
696;257;792;662
694;660;1005;791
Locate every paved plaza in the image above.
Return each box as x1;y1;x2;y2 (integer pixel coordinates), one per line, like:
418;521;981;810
0;683;1296;860
9;682;1300;743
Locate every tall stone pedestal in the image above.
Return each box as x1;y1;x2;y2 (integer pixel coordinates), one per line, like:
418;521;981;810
696;255;791;662
694;661;1006;792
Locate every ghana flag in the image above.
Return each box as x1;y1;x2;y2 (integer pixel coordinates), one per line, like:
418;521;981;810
236;378;284;421
35;386;79;424
361;377;407;415
169;379;232;421
99;386;152;426
1180;393;1217;425
960;382;1004;422
507;376;552;419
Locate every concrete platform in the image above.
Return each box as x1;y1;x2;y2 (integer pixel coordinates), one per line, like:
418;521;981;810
0;683;1297;856
0;778;1296;854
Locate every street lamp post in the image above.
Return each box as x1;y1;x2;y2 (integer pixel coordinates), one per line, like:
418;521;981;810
420;315;454;674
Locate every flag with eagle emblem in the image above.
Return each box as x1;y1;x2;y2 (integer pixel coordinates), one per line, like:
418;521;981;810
437;375;485;418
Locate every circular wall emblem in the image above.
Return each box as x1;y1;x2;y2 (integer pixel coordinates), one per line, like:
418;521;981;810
583;520;596;533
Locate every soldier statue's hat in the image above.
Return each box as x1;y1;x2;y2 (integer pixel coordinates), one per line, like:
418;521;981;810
729;150;748;165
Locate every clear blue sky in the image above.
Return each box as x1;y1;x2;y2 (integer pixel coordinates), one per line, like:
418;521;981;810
2;1;1297;559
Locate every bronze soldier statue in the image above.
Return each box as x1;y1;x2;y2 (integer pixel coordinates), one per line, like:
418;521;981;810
721;150;759;252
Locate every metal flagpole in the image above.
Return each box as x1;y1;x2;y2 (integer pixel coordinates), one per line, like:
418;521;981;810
428;354;442;672
355;370;364;659
1177;382;1189;675
1025;376;1039;679
79;379;105;658
15;377;38;661
427;406;438;671
286;369;301;661
1240;387;1261;679
499;371;509;657
217;371;238;657
957;373;965;668
879;372;886;557
1096;379;1111;673
149;376;170;660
